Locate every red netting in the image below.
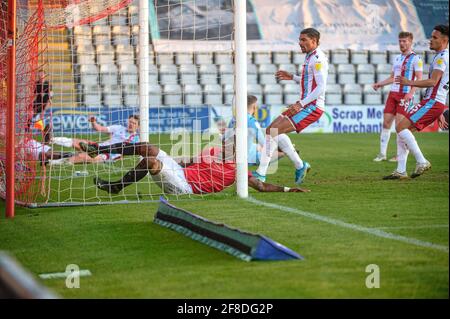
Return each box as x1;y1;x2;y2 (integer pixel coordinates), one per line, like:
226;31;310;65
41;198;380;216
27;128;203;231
1;0;131;206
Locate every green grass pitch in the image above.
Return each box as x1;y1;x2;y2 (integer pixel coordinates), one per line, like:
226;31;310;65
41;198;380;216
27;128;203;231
0;133;448;298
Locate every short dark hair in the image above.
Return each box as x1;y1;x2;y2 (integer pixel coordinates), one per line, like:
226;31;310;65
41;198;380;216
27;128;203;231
300;28;320;42
247;95;257;108
129;114;140;122
398;31;413;40
434;25;449;38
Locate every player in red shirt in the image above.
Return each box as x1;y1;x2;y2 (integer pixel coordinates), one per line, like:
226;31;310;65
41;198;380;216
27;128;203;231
79;140;310;195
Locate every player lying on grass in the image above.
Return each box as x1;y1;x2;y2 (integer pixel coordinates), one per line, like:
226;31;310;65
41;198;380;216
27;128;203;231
78;138;310;195
25;125;73;165
48;114;140;165
384;24;449;180
226;95;302;166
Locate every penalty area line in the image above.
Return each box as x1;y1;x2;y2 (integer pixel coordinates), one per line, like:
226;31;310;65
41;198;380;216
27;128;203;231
246;197;449;253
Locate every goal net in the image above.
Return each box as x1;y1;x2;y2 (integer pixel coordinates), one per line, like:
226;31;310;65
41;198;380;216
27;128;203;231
1;0;245;208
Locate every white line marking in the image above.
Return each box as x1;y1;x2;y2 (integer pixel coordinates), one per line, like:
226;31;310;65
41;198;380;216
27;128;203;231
374;224;449;230
247;197;449;253
39;270;92;280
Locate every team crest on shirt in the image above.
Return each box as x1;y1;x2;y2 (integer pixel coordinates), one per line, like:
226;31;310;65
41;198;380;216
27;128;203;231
315;62;322;71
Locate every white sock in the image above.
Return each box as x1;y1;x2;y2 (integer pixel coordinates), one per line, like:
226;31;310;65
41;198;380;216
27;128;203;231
52;137;73;148
275;134;303;169
256;135;277;177
398;129;427;164
380;128;391;156
396;134;409;173
48;158;68;165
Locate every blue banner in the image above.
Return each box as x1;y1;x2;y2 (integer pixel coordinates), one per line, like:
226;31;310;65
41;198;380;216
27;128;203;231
44;106;210;134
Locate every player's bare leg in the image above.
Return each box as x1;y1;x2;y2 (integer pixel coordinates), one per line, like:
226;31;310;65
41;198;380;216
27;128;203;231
384;116;430;179
91;143;163;194
374;113;395;162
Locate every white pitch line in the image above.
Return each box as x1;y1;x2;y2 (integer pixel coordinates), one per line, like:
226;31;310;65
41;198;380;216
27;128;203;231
39;270;92;280
374;224;449;230
247;197;449;253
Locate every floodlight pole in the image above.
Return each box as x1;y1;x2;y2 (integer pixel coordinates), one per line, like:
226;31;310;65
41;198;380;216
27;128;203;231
234;0;248;198
6;0;16;218
138;0;150;142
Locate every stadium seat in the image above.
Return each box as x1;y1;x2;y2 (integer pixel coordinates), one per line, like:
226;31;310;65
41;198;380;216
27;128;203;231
370;51;388;64
195;52;214;65
103;85;122;108
376;64;392;82
258;64;277;85
214;52;233;65
183;84;203;105
97;52;115;65
92;25;110;36
277;63;297;75
128;4;139;24
337;64;356;84
328;64;337;84
77;53;96;66
204;84;223;105
253;52;272;65
219;64;234;85
422;63;430;78
111;26;130;46
199;64;218;85
382;84;391;103
148;84;162;105
119;63;138;84
331;49;349;64
159;64;178;85
79;64;98;86
263;84;283;105
135;45;156;64
425;51;435;64
273;51;291;65
351;50;369;64
247;52;253;64
130;25;139;46
156;52;174;65
179;64;198;85
357;64;375;84
99;64;118;86
83;85;102;107
363;84;382;105
76;44;95;54
175;52;194;65
247;64;258;84
163;84;182;105
292;52;306;65
388;50;401;64
247;84;263;103
223;84;234;105
115;45;135;64
283;83;299;105
93;34;111;46
343;84;362;105
74;36;93;47
325;84;342;105
74;25;91;37
123;85;138;108
110;9;128;26
148;64;159;84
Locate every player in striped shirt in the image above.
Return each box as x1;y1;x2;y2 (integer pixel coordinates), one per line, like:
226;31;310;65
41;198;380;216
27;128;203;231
253;28;328;185
372;31;423;162
384;25;449;179
49;114;140;165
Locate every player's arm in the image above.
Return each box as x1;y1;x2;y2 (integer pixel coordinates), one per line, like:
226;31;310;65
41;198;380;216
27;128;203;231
89;116;109;133
275;70;297;82
299;61;327;107
248;176;310;193
405;70;423;101
396;69;443;88
372;72;394;90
